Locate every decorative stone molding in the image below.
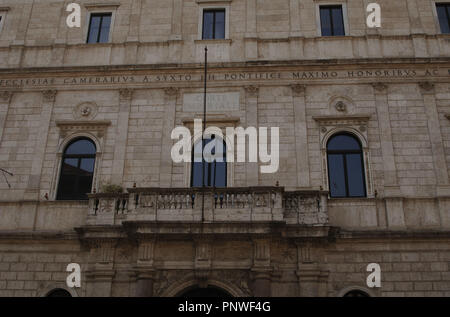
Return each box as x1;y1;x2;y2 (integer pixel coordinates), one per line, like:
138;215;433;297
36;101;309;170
328;96;354;114
371;82;388;92
119;88;133;101
51;121;110;200
86;238;118;264
313;115;371;127
56;120;111;139
295;241;313;264
137;240;156;266
84;2;121;9
164;87;179;97
244;85;259;98
313;115;374;198
42;90;57;102
73;102;98;120
252;238;270;268
290;84;306;97
0;91;12;103
418;81;435;94
156;270;250;297
335;101;346;112
195;0;232;3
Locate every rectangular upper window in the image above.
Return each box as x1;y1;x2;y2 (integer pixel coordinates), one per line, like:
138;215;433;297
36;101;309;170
436;3;450;34
320;5;345;36
202;9;226;40
87;13;112;43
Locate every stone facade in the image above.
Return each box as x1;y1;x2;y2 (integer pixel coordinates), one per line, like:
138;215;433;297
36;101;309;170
0;0;449;297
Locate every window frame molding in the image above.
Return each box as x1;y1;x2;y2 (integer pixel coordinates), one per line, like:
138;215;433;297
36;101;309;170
56;137;97;201
181;117;239;188
326;132;367;198
433;1;450;34
84;5;118;44
197;2;230;40
315;2;349;37
314;115;374;198
51;121;110;200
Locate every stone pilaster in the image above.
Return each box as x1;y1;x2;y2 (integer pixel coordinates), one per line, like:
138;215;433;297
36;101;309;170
289;0;304;61
170;0;182;41
244;86;259;186
295;241;328;297
127;0;142;42
250;238;272;297
25;90;56;200
289;0;302;37
0;91;13;144
372;83;398;191
291;84;310;188
135;239;156;297
406;0;424;34
123;0;142;64
372;83;405;228
419;82;450;196
192;238;212;287
86;239;117;297
244;0;257;60
159;87;179;187
406;0;427;57
111;89;133;185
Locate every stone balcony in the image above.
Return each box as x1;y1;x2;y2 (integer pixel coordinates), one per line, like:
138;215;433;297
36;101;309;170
86;187;329;227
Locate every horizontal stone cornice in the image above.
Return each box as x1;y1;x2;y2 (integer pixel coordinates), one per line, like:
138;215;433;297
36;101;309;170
313;114;371;125
1;57;450;75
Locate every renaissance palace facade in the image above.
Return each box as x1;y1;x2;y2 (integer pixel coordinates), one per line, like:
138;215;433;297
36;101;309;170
0;0;450;297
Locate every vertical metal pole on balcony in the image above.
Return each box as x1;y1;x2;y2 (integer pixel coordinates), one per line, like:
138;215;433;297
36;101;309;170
201;47;208;223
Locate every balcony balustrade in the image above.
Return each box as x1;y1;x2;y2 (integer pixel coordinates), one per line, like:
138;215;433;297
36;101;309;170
87;187;329;227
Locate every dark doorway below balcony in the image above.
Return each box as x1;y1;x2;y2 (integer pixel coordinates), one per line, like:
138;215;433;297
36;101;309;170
178;286;232;297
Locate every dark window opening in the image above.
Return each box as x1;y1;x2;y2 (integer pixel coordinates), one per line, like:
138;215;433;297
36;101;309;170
46;289;72;297
327;133;366;198
344;290;370;297
87;13;112;43
320;5;345;36
57;138;96;201
437;3;450;34
202;9;226;40
191;135;227;188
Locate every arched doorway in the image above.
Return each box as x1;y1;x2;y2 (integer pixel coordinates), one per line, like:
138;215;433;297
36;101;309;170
178;286;232;297
46;288;72;297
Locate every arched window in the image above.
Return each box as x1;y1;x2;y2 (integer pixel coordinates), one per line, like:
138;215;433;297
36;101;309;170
57;138;96;200
191;135;226;187
327;133;366;198
46;288;72;297
344;290;370;297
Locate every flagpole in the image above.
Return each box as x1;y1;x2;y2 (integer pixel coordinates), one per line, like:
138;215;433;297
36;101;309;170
201;46;208;223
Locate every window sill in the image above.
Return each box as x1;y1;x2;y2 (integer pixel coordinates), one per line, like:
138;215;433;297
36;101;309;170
317;35;348;40
194;39;232;45
328;197;376;205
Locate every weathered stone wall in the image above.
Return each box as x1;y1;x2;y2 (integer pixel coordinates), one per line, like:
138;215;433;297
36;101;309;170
0;0;449;67
1;236;449;297
0;0;449;297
